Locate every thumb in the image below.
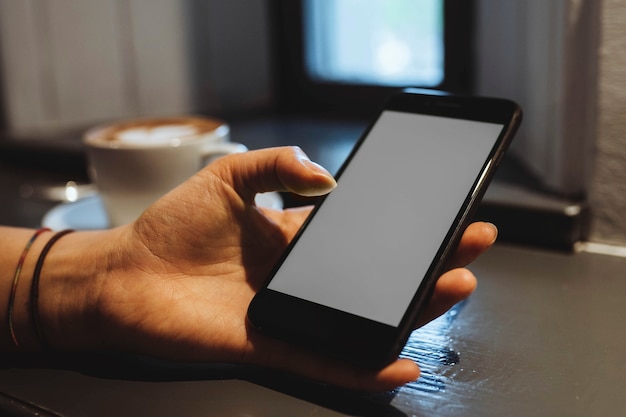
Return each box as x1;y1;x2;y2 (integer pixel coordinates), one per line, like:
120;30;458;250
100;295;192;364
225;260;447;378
211;146;337;201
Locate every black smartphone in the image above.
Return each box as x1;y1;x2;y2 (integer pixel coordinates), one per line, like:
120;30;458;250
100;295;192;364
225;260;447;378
247;89;522;369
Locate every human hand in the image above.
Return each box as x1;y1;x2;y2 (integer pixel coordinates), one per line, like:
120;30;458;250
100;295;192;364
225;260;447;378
42;147;496;391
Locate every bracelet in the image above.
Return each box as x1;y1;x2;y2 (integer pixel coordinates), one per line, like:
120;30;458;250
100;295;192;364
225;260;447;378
7;228;51;349
29;229;75;350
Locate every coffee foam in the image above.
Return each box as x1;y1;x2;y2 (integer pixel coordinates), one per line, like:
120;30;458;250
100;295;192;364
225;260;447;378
116;125;198;145
86;116;227;147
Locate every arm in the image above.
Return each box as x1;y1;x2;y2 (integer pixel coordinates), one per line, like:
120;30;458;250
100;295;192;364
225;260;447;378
1;146;496;391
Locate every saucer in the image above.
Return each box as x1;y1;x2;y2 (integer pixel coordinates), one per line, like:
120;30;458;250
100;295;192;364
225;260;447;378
42;192;283;230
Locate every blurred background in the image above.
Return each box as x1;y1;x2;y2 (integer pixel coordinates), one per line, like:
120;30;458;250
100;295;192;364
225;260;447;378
2;4;625;416
0;0;623;250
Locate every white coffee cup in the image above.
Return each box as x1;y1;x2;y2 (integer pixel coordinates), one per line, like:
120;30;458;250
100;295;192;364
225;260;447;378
83;116;247;227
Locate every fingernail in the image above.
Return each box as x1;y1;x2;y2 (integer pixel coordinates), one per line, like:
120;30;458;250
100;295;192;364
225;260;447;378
300;159;337;196
485;222;498;244
297;152;337;196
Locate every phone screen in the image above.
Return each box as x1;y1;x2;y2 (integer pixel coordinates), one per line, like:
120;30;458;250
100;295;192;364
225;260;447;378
267;110;504;327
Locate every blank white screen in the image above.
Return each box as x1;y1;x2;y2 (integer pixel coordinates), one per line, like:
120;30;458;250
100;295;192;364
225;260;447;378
268;111;503;326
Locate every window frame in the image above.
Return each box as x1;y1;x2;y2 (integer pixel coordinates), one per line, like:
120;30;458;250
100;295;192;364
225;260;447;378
267;0;475;118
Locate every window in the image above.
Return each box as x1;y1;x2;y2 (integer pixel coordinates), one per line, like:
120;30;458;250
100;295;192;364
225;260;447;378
270;0;473;117
305;0;444;87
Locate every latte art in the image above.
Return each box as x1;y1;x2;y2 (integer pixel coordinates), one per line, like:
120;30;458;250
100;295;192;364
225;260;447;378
85;116;228;148
116;125;199;146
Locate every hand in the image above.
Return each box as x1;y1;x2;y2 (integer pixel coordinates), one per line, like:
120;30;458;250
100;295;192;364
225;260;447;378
43;147;496;392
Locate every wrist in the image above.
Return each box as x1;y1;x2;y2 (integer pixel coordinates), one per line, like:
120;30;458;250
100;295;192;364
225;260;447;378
33;227;127;352
2;228;53;351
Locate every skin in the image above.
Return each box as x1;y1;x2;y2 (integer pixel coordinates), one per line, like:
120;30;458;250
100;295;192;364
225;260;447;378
2;146;496;392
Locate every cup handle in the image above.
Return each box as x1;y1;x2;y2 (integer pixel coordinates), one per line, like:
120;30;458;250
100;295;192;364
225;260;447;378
201;142;248;165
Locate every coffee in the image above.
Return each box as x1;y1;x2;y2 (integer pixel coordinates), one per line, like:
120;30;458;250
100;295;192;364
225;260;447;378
84;117;229;148
83;116;245;227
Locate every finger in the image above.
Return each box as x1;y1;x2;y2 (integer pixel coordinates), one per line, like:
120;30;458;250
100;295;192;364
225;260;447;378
446;222;498;270
414;267;477;328
296;357;421;392
211;146;337;202
260;206;313;240
277;353;421;392
247;328;421;392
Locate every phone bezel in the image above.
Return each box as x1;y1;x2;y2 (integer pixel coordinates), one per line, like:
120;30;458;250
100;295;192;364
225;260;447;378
247;89;522;369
